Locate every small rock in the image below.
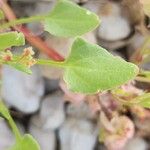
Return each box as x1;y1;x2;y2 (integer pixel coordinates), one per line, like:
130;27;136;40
83;0;99;14
59;117;98;150
44;78;60;94
31;92;65;130
0;119;14;149
29;121;55;150
66;101;96;120
97;1;131;50
40;92;65;130
124;137;148;150
2;66;44;114
98;2;131;42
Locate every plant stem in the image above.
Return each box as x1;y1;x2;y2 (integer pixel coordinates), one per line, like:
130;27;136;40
112;94;132;106
0;101;22;141
0;15;46;30
135;76;150;83
8;116;22;141
37;59;65;68
20;26;64;61
0;0;64;61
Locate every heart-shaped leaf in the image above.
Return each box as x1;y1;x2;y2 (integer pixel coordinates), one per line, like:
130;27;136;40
0;32;25;50
63;38;139;93
44;0;100;37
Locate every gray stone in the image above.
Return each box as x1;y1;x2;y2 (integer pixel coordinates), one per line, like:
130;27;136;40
124;137;148;150
2;66;44;114
59;117;97;150
39;92;65;130
66;102;96;120
0;119;14;149
29;122;56;150
30;92;65;130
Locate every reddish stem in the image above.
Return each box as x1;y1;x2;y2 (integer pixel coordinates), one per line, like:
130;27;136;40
0;0;64;61
19;27;64;61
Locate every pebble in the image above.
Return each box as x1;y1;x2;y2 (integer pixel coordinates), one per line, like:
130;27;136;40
59;117;98;150
2;66;44;114
0;119;14;149
29;121;56;150
124;137;148;150
30;92;65;130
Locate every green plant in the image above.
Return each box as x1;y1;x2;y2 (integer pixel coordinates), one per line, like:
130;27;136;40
0;0;149;149
0;101;40;150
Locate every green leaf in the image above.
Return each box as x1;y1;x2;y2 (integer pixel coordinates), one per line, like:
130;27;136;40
37;38;139;94
8;63;32;74
0;101;40;150
131;93;150;108
63;38;139;93
10;134;40;150
44;0;100;37
0;32;25;50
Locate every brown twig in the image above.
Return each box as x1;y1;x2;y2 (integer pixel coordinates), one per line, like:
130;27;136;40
0;0;64;61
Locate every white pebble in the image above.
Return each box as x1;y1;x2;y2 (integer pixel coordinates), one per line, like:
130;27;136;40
124;137;148;150
29;123;56;150
39;93;65;130
59;118;97;150
2;66;44;114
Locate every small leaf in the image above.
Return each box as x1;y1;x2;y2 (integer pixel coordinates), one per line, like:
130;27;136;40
131;93;150;108
63;38;138;93
44;0;100;37
0;32;25;50
10;134;40;150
